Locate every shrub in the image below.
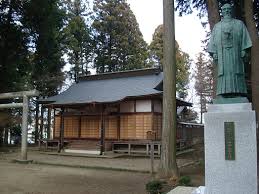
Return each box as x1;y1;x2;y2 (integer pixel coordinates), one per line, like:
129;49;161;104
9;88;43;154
178;176;191;186
146;180;165;194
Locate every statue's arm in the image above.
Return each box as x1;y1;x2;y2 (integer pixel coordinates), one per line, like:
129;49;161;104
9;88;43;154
208;27;218;63
241;22;252;62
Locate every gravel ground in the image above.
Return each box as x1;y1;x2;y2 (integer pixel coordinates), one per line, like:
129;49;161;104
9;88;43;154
0;160;150;194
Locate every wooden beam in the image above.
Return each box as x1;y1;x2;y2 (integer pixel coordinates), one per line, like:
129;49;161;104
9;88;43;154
0;103;23;109
0;90;39;99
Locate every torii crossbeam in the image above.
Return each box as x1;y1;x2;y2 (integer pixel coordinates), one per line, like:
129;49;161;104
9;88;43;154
0;90;39;161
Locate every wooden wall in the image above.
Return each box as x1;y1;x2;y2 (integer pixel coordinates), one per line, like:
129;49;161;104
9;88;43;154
120;115;136;139
54;116;60;138
153;114;162;140
53;99;163;140
120;113;156;140
54;116;79;138
54;115;118;139
105;116;118;139
81;116;100;138
64;116;79;138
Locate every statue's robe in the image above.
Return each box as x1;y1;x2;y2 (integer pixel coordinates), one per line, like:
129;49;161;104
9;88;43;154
208;19;252;96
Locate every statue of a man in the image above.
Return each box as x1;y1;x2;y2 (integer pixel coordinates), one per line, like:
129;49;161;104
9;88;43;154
208;3;252;103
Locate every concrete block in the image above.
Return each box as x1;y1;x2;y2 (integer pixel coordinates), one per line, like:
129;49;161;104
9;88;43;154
204;103;257;194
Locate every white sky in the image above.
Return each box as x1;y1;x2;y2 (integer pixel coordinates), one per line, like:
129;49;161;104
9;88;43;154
127;0;206;60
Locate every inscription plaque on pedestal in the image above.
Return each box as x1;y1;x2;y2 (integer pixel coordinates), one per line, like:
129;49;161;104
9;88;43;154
224;122;235;160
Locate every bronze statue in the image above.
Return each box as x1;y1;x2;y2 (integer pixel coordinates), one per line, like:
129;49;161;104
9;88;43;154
208;3;252;103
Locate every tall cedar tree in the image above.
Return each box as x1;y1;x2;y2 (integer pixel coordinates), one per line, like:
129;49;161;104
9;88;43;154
149;25;190;98
63;0;93;82
23;0;65;97
0;0;31;93
175;0;259;120
92;0;149;73
0;0;31;145
194;52;213;123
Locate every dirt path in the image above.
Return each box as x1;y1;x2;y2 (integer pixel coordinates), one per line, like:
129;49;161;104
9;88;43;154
0;160;150;194
0;150;193;172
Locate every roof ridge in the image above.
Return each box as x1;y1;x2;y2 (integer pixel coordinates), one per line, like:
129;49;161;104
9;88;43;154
78;68;162;82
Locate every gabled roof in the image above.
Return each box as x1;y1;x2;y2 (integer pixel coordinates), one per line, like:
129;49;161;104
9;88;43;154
40;68;191;107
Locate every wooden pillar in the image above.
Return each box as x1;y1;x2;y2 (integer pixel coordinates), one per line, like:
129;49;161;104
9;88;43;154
78;115;81;138
40;105;44;139
47;107;51;139
100;105;105;155
35;99;39;143
117;116;120;140
58;108;64;153
53;109;56;138
4;127;8;145
117;104;120;140
21;95;28;160
151;100;155;139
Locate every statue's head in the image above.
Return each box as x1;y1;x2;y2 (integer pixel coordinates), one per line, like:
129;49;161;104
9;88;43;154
221;3;233;19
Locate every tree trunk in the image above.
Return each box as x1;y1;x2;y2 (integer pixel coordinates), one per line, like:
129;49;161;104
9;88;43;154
206;0;220;31
244;0;259;122
206;0;220;98
200;95;203;124
158;0;179;179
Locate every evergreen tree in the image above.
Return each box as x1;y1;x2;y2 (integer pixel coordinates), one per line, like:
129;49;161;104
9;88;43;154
0;0;32;145
0;0;31;93
194;52;213;123
63;0;93;82
23;0;66;97
92;0;149;73
149;24;190;98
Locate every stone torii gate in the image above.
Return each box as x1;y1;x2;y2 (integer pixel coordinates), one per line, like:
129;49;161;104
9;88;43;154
0;90;39;161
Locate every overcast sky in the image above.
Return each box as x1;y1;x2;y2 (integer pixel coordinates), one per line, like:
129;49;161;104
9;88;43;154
126;0;207;111
127;0;207;60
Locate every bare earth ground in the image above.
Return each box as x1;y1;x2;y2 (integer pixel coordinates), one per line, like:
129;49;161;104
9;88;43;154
0;147;205;194
0;149;194;172
0;160;150;194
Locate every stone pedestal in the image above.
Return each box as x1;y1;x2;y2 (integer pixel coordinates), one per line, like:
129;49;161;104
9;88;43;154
204;103;257;194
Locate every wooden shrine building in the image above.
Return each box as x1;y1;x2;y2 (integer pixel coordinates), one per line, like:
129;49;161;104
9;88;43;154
39;68;192;154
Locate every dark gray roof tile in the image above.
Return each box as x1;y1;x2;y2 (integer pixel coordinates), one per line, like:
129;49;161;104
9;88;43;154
43;71;163;105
